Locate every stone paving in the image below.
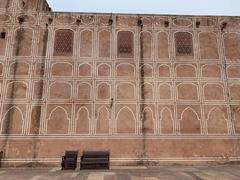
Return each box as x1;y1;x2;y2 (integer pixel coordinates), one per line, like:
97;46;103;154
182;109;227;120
0;165;239;180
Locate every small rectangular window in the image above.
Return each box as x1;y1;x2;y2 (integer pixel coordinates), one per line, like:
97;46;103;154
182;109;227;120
1;32;6;39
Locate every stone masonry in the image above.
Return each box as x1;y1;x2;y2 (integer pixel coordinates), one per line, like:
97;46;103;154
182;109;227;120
0;0;240;166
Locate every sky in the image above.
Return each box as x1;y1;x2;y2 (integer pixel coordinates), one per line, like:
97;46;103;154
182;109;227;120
47;0;240;16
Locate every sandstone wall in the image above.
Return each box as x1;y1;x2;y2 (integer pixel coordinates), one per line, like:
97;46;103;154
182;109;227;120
0;0;240;166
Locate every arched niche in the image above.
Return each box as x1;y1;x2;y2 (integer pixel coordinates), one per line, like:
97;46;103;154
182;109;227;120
159;83;171;100
97;83;110;99
80;30;93;57
204;84;224;100
51;62;73;76
98;30;111;57
140;31;152;58
96;106;110;134
176;64;196;78
47;107;69;134
160;108;173;134
177;83;198;100
76;107;90;134
199;32;219;59
6;81;28;99
116;63;135;77
180;107;200;134
116;83;135;100
116;107;135;133
13;28;33;56
158;32;169;59
1;106;23;134
78;83;91;100
207;107;228;134
49;82;72;99
79;63;92;77
97;63;110;77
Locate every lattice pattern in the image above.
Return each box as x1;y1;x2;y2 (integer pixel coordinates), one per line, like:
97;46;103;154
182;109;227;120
53;29;73;56
117;31;134;58
175;32;193;56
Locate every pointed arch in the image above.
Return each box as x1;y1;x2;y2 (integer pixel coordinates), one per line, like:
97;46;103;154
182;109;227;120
98;29;111;57
116;106;135;134
116;63;135;77
76;107;90;134
47;106;69;134
158;32;169;59
159;83;172;100
140;64;153;77
159;64;170;78
96;106;110;134
160;107;174;134
180;107;200;134
51;62;73;76
116;82;135;100
1;106;24;134
207;107;228;134
49;82;72;100
142;82;153;99
141;107;154;134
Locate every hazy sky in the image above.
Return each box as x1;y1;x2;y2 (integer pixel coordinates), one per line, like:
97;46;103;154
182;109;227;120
47;0;240;16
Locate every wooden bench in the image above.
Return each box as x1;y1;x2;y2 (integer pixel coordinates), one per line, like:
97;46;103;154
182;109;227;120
61;151;78;170
80;151;110;169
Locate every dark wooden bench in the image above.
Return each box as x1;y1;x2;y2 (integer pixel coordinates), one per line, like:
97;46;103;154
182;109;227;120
80;151;110;169
61;151;78;170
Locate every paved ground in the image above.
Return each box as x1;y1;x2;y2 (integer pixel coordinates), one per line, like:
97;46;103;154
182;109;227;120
0;165;239;180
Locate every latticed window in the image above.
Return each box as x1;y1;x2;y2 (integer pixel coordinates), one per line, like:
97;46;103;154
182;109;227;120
53;29;74;56
117;31;134;58
175;32;193;56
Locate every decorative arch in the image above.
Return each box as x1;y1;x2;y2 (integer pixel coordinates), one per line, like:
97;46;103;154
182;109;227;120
116;83;135;100
176;64;196;78
227;65;240;78
207;107;228;134
202;64;221;78
140;31;152;58
159;64;170;78
199;32;219;59
53;29;74;56
159;83;172;100
47;106;69;134
97;82;110;100
174;32;194;57
13;28;33;56
80;29;93;57
9;62;29;76
78;82;91;100
116;63;135;77
98;29;111;57
97;63;111;77
140;64;153;77
204;83;224;100
158;32;169;59
79;63;92;77
177;83;198;100
116;106;135;133
117;31;134;58
76;107;90;134
141;107;154;134
96;106;110;134
180;107;200;134
230;84;240;100
160;107;174;134
141;82;153;99
51;62;73;76
1;106;23;134
49;82;72;100
6;81;28;99
223;32;240;59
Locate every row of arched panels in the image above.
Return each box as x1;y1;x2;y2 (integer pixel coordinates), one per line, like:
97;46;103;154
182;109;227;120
1;62;240;79
0;104;239;135
2;81;240;101
3;27;240;60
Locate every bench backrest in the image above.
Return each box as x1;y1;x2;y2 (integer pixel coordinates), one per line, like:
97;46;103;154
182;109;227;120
65;151;78;159
82;151;109;159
